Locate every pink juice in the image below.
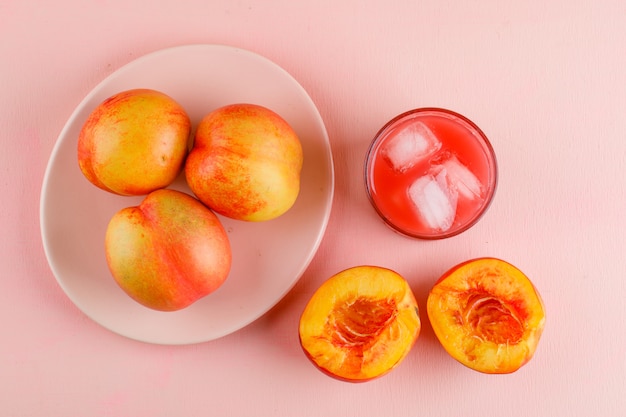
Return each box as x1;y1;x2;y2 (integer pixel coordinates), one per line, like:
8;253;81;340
365;108;497;239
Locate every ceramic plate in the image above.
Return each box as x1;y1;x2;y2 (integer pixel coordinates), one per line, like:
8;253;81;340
40;44;334;345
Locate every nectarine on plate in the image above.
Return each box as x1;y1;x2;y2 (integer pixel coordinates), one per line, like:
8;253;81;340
186;103;303;222
105;189;232;312
78;88;191;196
40;44;334;345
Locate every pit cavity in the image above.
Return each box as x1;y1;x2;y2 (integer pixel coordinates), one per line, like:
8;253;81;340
328;297;397;348
462;293;524;345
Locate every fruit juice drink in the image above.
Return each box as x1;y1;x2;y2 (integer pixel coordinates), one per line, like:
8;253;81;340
365;108;497;239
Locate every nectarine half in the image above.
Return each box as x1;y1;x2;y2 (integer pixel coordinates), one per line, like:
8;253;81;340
299;266;421;382
427;258;545;374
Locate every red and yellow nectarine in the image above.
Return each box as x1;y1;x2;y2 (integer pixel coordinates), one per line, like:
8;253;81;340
185;103;303;222
78;88;191;196
105;189;232;311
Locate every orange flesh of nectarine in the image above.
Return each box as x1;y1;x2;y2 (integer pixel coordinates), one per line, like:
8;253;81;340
299;266;421;382
427;258;545;374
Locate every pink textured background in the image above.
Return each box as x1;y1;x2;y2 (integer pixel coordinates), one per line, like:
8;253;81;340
2;1;625;416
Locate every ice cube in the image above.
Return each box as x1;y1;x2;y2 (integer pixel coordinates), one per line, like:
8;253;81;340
440;154;483;200
382;121;441;172
408;169;458;232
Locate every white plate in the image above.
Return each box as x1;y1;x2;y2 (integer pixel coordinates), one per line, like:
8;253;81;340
40;44;334;345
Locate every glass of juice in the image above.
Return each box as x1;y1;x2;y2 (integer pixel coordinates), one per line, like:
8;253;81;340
364;108;497;239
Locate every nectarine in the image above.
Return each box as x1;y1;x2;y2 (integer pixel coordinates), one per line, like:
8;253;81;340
427;258;545;374
299;266;421;382
78;88;190;196
185;103;303;222
105;189;232;311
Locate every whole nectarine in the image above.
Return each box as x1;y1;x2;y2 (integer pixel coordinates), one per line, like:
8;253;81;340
105;189;232;311
78;88;190;196
185;103;303;222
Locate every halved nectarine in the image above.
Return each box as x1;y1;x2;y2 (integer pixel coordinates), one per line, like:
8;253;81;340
427;258;545;374
299;266;421;382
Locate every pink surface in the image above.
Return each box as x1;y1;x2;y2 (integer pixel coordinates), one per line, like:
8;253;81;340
2;0;625;416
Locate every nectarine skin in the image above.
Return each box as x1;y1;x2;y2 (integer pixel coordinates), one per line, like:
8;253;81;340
78;89;190;196
299;266;421;382
105;189;232;311
185;103;303;222
427;258;545;374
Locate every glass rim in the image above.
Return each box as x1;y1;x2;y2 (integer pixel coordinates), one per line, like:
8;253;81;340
364;107;498;240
